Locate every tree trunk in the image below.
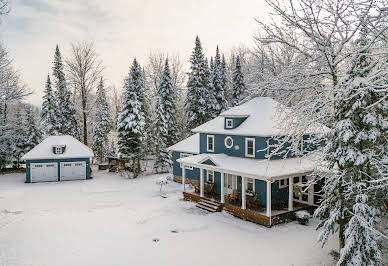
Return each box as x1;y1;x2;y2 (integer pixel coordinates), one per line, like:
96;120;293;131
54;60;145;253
82;97;88;145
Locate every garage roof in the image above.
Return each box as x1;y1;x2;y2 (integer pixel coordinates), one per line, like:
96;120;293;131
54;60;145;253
21;135;94;160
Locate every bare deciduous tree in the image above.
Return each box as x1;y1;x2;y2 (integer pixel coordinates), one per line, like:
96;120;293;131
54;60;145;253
66;42;104;145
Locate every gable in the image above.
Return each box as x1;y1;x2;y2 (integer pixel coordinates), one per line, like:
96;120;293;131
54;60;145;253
201;159;217;166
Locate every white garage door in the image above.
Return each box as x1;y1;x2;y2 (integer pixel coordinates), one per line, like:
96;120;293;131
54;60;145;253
60;161;86;181
30;163;58;182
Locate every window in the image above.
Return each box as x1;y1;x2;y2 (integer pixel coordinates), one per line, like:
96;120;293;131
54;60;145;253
279;178;289;189
180;153;193;170
207;135;214;152
226;119;233;128
245;138;255;157
46;164;55;168
56;147;62;154
224;136;233;148
64;163;71;167
207;170;214;183
246;177;255;195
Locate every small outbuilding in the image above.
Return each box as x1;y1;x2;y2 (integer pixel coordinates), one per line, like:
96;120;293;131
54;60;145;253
21;135;94;183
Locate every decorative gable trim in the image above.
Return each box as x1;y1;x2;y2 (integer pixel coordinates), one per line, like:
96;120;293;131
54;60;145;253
198;156;217;166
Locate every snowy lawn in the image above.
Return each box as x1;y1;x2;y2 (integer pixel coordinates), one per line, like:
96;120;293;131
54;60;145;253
0;168;337;266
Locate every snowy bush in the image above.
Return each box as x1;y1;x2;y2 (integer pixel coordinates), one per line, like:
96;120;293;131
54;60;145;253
295;210;311;225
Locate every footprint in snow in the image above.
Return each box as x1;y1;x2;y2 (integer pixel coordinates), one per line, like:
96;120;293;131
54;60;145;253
2;209;23;215
152;238;160;242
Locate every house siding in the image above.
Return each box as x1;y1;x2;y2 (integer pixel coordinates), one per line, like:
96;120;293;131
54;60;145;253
25;158;91;183
172;151;199;180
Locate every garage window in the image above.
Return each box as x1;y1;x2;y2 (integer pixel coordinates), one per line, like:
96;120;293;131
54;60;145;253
64;163;71;167
75;163;82;166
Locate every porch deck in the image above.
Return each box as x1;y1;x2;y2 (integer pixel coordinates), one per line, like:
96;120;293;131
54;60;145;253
183;190;315;227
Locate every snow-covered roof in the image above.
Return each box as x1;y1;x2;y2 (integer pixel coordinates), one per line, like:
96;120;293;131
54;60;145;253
177;153;320;181
192;97;330;136
167;133;200;154
21;135;94;160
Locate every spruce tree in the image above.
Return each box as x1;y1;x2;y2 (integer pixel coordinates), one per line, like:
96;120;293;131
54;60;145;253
52;45;79;138
40;74;57;136
117;59;145;177
92;78;112;163
154;58;178;172
212;46;228;115
315;29;386;265
185;36;211;130
24;106;42;154
231;55;245;106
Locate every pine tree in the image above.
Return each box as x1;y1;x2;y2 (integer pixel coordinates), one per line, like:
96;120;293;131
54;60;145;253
212;46;228;115
40;74;57;136
231;55;245;106
315;28;386;265
117;59;145;177
154;58;178;172
185;36;212;130
92;78;112;163
12;105;26;168
24;106;42;154
52;45;79;138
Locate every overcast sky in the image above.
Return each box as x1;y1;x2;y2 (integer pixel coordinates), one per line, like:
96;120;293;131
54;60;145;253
1;0;268;107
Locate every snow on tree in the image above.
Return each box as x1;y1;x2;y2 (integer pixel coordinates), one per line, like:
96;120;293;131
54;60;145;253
52;45;79;138
40;74;57;136
185;36;212;130
154;58;178;172
231;55;245;106
92;78;112;163
24;105;42;154
12;104;27;168
212;46;228;115
117;59;145;177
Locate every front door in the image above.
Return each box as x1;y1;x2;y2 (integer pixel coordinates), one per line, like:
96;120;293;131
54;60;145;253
224;174;237;194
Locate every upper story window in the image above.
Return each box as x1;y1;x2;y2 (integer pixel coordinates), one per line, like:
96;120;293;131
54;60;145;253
207;135;214;152
245;138;255;158
225;119;233;129
224;136;233;148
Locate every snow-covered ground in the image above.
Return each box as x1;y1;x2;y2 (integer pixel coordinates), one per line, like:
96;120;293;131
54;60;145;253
0;168;337;266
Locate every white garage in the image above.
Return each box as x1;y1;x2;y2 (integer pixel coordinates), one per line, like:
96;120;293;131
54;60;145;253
22;135;94;183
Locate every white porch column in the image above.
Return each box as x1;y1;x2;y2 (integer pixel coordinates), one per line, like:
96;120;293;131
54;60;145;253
241;176;246;209
288;176;293;211
266;180;272;217
220;172;225;203
200;168;204;198
308;181;314;205
182;164;186;192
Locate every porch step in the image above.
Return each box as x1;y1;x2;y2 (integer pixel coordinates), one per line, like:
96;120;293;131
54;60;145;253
196;198;222;213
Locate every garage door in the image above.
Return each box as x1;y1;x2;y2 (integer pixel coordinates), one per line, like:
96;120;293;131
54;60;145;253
30;163;58;182
60;161;86;181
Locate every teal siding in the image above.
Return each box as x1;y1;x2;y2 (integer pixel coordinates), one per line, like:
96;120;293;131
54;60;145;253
172;151;199;180
25;158;91;183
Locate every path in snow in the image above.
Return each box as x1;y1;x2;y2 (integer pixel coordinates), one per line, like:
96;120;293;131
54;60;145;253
0;168;337;266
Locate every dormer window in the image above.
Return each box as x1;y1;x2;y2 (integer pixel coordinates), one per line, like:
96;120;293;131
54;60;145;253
53;145;65;154
226;119;233;128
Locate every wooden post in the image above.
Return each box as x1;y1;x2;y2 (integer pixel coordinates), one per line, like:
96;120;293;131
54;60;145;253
200;168;204;198
266;180;271;217
220;172;225;203
288;177;293;211
241;176;246;209
182;164;186;192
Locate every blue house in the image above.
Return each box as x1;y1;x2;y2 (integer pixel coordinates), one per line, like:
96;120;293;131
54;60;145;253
21;135;94;183
168;97;329;226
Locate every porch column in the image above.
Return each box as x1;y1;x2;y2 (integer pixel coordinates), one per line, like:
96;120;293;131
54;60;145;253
308;180;314;205
266;180;272;217
241;176;246;209
200;168;204;198
220;172;225;203
288;176;293;211
182;164;186;192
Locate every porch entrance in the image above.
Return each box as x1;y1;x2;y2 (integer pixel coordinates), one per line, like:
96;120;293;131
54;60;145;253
224;173;237;194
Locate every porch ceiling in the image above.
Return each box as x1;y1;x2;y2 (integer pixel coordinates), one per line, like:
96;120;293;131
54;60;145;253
177;153;320;181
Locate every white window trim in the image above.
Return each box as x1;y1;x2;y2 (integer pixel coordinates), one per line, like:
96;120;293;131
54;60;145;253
279;178;289;189
207;170;214;183
245;138;255;158
246;177;255;196
225;119;233;128
180;153;193;170
224;136;233;148
207;135;214;152
55;147;62;154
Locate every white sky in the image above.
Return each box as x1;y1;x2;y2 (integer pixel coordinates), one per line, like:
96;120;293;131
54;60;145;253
0;0;269;107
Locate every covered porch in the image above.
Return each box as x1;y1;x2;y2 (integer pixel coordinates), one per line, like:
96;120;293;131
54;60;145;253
178;153;318;227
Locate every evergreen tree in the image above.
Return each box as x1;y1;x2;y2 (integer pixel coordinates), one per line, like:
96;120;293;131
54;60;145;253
154;58;178;172
315;28;386;265
185;36;211;130
12;105;26;168
40;74;57;136
24;106;42;154
231;55;245;106
117;59;145;177
92;78;112;163
212;46;228;115
52;45;79;138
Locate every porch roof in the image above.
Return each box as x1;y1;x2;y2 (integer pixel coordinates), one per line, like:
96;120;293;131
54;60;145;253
177;153;320;181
